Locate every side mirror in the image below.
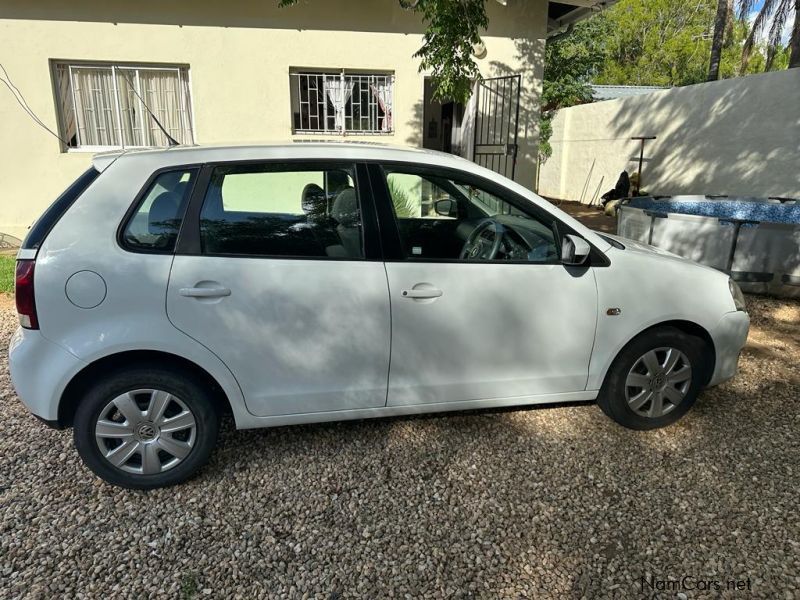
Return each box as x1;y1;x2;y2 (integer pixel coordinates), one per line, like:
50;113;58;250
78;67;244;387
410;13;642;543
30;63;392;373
433;198;457;217
561;234;591;266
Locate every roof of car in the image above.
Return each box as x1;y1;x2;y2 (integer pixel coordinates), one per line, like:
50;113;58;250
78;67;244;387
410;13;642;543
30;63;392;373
92;142;473;172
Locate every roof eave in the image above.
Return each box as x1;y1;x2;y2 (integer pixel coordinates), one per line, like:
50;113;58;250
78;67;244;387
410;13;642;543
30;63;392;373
547;0;618;38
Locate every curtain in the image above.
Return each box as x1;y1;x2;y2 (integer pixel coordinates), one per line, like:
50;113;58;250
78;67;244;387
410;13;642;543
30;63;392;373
71;67;119;147
325;76;354;132
115;68;193;146
138;69;191;145
55;65;77;146
63;65;193;148
370;79;393;132
115;70;142;147
455;82;478;160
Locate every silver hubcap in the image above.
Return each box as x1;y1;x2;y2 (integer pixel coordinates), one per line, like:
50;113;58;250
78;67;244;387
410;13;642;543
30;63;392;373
625;347;693;418
94;389;197;475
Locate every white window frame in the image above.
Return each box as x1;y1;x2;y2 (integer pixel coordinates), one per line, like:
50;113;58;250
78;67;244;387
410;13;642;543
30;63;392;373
290;69;395;136
54;62;195;152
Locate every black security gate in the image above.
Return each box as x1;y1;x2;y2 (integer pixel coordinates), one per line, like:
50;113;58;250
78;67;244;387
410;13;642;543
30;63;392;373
472;74;521;180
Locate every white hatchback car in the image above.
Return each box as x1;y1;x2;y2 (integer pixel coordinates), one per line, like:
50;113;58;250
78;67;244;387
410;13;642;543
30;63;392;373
10;144;749;488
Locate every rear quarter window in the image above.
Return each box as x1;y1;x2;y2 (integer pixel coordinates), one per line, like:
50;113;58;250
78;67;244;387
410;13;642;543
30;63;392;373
121;169;198;252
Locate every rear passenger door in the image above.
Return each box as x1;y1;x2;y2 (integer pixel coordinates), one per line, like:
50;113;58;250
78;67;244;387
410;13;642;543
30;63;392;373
166;162;391;417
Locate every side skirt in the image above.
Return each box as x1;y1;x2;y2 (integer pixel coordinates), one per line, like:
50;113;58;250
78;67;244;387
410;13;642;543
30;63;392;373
233;390;599;430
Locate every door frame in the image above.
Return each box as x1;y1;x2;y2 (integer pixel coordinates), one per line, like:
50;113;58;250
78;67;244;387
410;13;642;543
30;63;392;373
173;160;383;261
364;161;610;268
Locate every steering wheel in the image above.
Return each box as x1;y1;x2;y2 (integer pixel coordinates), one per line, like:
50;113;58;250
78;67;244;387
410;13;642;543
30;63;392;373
459;219;506;260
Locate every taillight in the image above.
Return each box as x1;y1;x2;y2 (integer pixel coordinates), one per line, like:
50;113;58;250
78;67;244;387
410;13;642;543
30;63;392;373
15;259;38;329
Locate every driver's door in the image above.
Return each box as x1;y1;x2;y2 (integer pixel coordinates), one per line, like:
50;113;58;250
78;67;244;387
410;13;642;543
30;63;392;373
377;166;598;407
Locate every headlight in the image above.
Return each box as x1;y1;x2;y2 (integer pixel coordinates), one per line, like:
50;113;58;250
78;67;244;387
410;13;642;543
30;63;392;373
728;279;746;311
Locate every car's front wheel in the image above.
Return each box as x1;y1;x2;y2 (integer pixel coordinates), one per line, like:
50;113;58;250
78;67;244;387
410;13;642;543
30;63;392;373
597;327;710;430
73;365;219;489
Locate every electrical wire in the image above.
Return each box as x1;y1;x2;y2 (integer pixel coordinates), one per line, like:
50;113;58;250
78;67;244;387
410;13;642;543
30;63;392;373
117;70;179;147
0;62;70;146
0;63;50;130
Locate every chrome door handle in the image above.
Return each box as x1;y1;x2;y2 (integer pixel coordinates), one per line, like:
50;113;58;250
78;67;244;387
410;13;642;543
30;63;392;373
179;287;231;298
401;288;443;299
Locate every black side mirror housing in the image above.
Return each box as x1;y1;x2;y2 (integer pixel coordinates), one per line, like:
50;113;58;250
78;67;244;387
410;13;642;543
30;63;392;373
433;198;457;217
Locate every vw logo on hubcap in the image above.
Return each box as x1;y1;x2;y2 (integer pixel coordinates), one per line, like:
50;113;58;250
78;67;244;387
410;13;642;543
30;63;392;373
136;422;158;442
651;372;666;391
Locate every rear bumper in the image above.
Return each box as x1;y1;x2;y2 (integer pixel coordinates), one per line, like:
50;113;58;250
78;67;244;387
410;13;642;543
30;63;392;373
8;327;85;423
707;311;750;387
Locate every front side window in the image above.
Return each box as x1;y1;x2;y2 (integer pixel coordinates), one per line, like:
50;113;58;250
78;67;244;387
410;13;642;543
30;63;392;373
384;169;559;263
290;70;394;134
53;62;194;150
122;169;197;252
199;164;363;258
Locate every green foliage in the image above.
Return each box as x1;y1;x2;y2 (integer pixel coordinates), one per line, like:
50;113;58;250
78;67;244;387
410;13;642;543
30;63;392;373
597;0;717;85
278;0;487;104
739;0;800;69
388;178;419;218
593;0;779;86
412;0;488;103
179;572;199;599
538;17;610;163
0;256;14;295
542;16;611;112
537;114;553;163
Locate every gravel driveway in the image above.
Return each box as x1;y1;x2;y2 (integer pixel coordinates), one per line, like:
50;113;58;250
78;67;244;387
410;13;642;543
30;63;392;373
1;295;798;599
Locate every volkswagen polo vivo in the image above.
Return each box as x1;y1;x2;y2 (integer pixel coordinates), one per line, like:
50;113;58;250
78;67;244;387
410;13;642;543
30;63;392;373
9;144;749;488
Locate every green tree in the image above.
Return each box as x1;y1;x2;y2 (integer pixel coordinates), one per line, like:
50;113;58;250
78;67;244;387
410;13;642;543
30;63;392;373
538;16;611;163
593;0;781;86
596;0;721;86
739;0;800;69
278;0;487;103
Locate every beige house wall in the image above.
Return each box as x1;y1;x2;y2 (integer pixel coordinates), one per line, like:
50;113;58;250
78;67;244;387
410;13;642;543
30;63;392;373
538;70;800;203
0;0;547;239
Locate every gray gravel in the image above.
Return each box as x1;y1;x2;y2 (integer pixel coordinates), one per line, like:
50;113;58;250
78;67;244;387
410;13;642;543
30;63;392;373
1;295;799;599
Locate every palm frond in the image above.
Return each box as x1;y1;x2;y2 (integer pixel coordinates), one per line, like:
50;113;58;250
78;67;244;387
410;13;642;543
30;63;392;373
764;0;792;69
388;179;419;218
740;0;793;71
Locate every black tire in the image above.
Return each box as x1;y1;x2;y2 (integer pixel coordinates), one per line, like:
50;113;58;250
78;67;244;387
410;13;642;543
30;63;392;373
73;364;219;489
597;327;710;430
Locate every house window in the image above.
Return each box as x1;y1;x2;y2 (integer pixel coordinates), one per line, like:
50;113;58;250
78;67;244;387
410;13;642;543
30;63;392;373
53;62;194;150
290;70;394;135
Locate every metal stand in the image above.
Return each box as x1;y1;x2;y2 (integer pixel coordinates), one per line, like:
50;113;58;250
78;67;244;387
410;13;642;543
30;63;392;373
631;136;656;195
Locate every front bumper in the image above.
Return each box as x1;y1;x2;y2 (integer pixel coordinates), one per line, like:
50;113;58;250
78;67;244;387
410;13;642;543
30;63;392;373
8;327;85;424
707;310;750;387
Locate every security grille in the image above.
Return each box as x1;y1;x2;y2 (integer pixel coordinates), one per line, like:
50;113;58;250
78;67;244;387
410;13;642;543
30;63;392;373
472;74;521;179
54;62;194;150
290;71;394;135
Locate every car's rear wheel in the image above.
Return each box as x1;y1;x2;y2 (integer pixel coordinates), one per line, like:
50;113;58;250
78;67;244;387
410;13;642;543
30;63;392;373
73;366;219;489
597;327;709;430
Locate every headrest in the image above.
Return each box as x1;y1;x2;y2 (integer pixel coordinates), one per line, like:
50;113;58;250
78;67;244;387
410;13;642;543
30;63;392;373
301;183;326;215
331;188;359;227
326;171;350;195
148;191;181;237
173;181;189;199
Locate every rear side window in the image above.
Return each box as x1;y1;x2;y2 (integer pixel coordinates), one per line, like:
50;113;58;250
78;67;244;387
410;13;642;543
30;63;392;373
199;164;363;258
122;169;197;252
22;167;100;250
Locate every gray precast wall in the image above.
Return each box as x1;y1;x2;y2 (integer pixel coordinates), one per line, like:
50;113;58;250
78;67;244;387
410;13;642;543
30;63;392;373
538;70;800;203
